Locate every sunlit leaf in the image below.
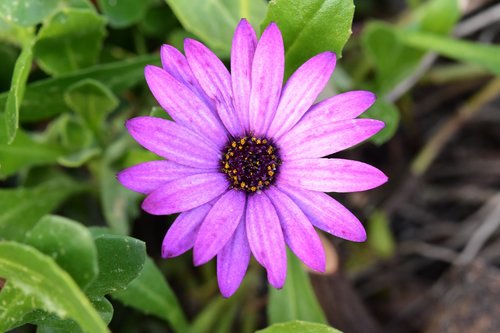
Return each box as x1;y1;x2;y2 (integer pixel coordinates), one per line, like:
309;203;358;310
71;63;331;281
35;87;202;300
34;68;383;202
0;0;59;26
0;242;109;333
165;0;267;55
262;0;354;78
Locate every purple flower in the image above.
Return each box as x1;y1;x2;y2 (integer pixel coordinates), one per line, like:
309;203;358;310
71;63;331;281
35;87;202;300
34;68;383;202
118;19;387;297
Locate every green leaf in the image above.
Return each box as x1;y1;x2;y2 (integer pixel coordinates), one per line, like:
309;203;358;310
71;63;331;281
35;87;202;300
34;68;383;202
262;0;354;78
268;252;327;325
0;54;160;122
0;127;64;178
3;39;33;144
0;282;36;331
33;296;113;333
24;215;99;289
0;0;59;26
398;31;500;76
361;0;460;94
165;0;267;56
0;178;83;241
97;0;151;28
34;8;106;76
367;210;395;258
64;79;119;138
0;242;109;333
112;258;189;333
361;99;400;145
257;321;342;333
85;234;146;296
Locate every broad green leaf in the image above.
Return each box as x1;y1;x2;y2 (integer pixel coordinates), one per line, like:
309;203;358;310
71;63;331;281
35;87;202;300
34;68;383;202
34;8;106;76
0;283;36;331
398;31;500;76
97;0;151;28
112;258;189;333
165;0;267;55
361;99;400;145
0;54;160;121
3;39;33;144
85;234;146;296
0;16;34;46
33;296;113;333
262;0;354;78
0;242;109;333
0;0;59;26
0;128;64;178
268;252;327;325
64;79;119;139
0;44;20;90
0;178;83;241
24;215;99;289
257;321;342;333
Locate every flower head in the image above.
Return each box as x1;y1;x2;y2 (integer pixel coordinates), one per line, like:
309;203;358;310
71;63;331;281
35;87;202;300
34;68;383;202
118;19;387;297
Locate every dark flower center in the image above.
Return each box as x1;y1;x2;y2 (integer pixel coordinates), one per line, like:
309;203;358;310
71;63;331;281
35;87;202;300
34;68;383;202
220;135;281;193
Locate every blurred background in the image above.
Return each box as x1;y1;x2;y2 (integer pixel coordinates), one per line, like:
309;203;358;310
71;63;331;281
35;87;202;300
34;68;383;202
1;0;500;332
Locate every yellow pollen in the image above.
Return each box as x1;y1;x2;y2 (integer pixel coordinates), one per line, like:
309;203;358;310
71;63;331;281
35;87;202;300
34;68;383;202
231;141;237;148
250;186;257;192
240;182;246;188
268;171;274;177
256;139;261;144
224;162;230;169
240;138;246;145
262;139;268;144
267;147;274;154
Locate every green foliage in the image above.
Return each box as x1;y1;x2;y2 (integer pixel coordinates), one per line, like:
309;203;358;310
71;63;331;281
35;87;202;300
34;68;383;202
268;252;327;324
24;215;99;289
34;8;106;76
112;258;189;333
0;0;59;26
0;177;83;241
0;54;159;121
165;0;267;55
257;321;342;333
361;99;400;145
0;242;109;333
97;0;151;28
262;0;354;78
3;39;33;143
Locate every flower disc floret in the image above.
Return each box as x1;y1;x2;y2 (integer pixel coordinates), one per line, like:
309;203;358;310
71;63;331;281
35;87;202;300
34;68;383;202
221;135;281;193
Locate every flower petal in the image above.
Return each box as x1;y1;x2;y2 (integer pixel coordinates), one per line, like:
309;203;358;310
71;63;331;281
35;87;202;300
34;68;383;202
278;119;384;160
248;22;284;136
185;38;242;136
142;173;228;215
267;52;336;139
267;186;325;272
278;185;367;242
162;202;213;258
126;116;220;168
246;193;286;288
193;190;246;266
231;19;257;132
145;65;227;147
299;90;376;128
217;216;251;297
117;160;215;194
278;158;388;193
